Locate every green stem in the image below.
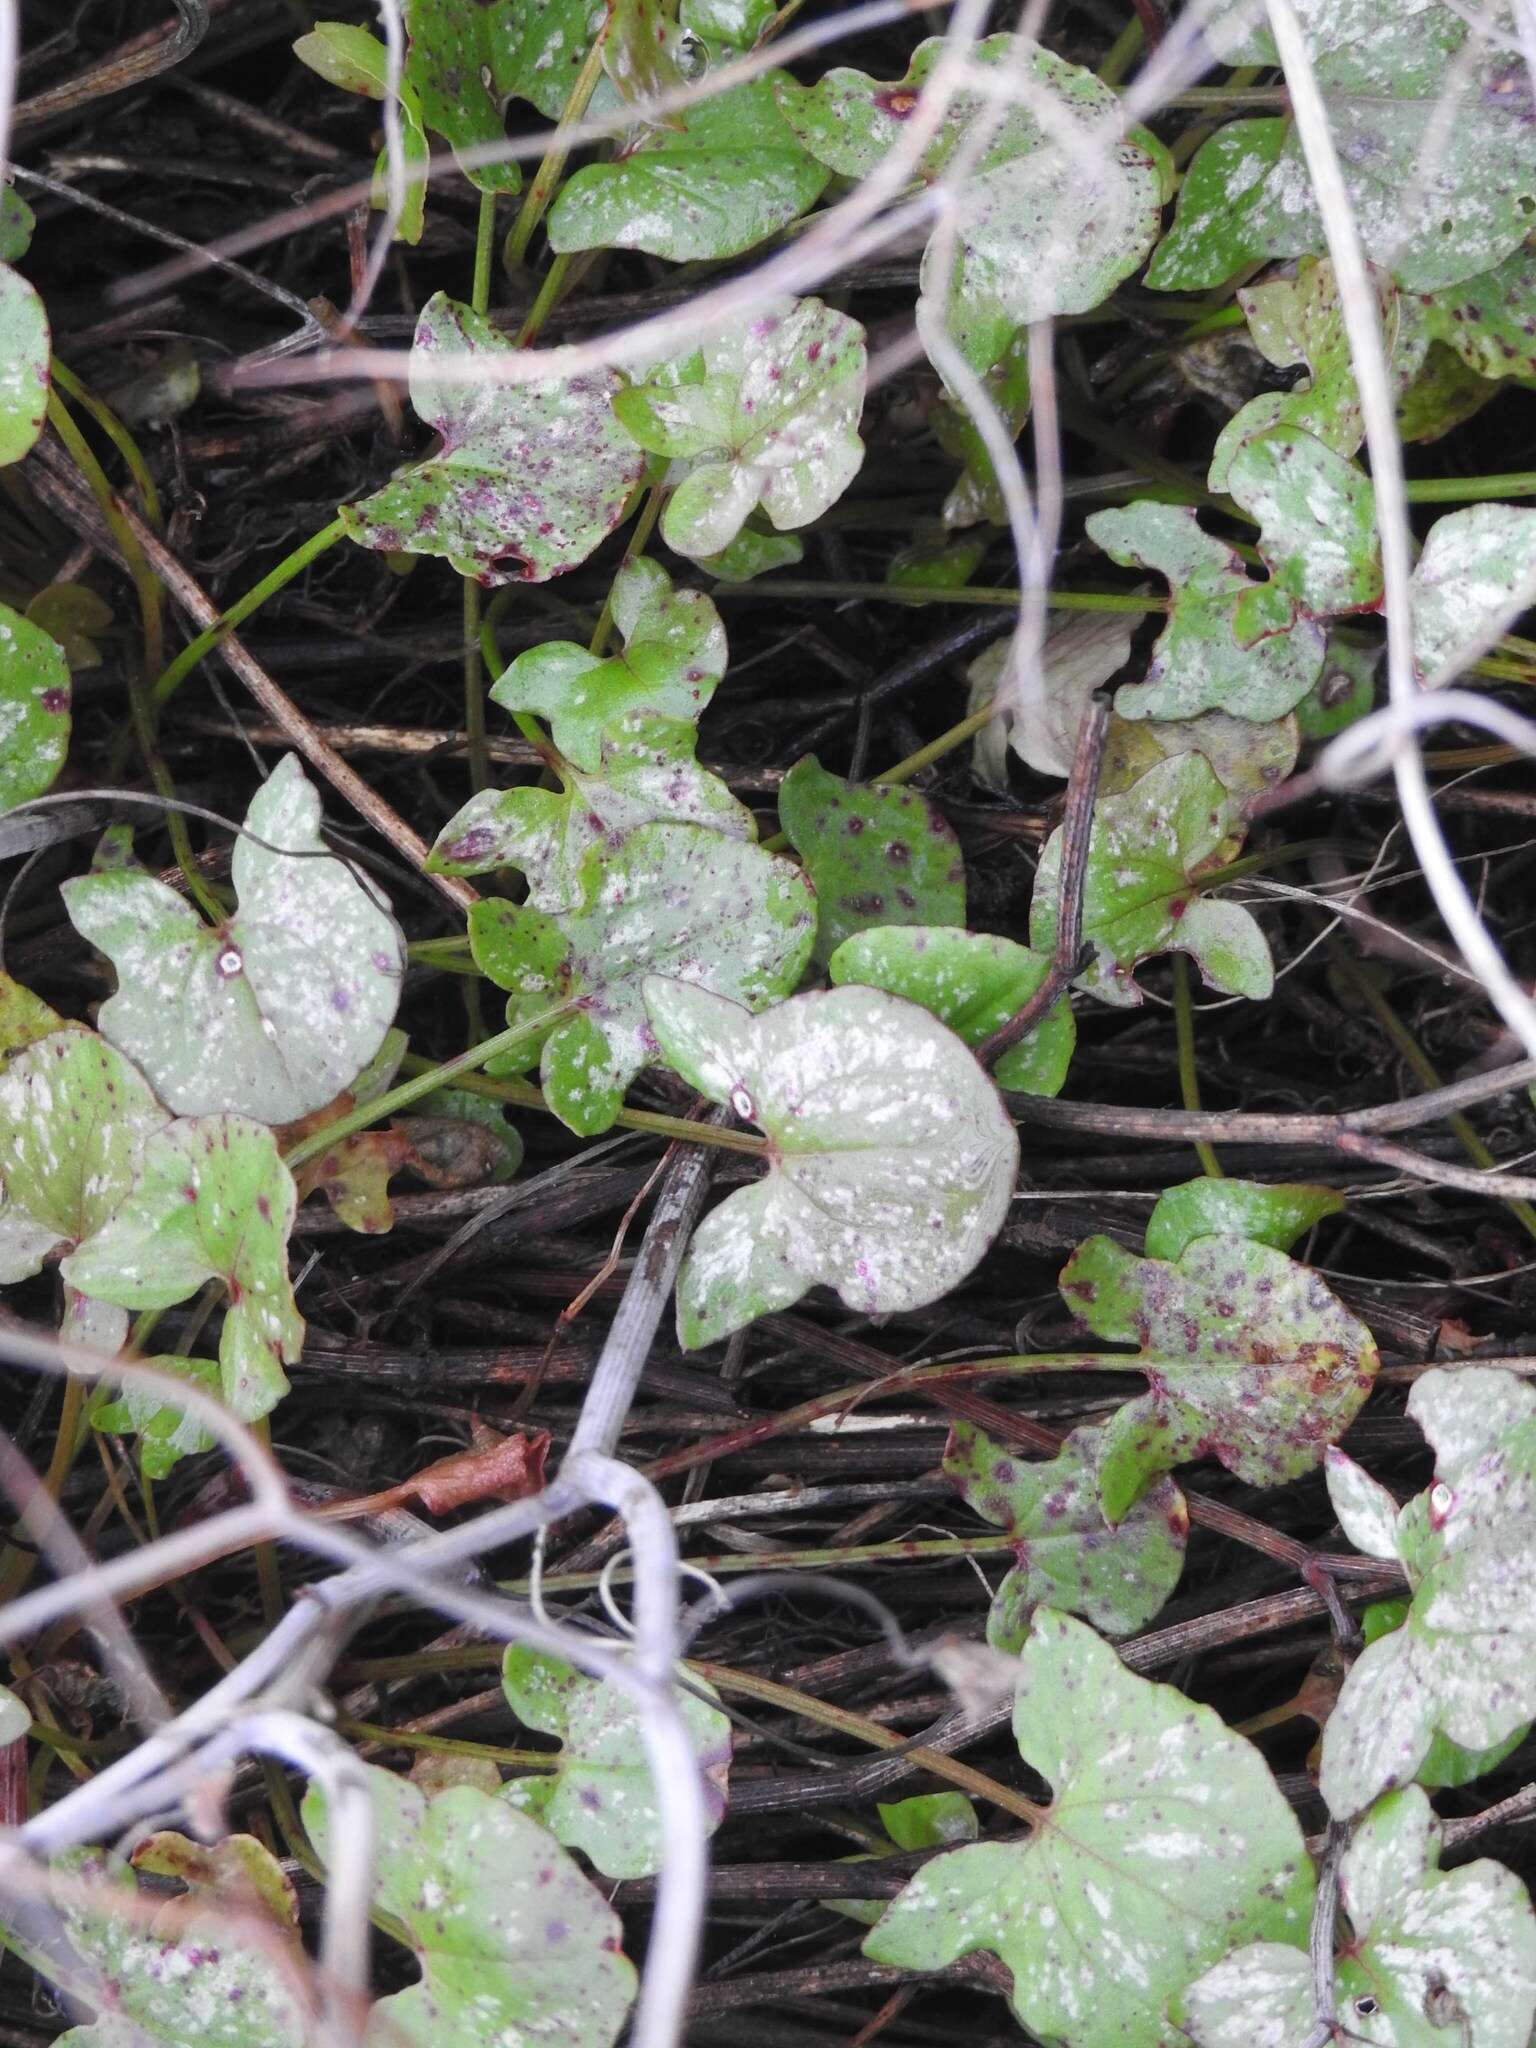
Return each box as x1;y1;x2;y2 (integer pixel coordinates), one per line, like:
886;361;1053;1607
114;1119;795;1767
515;251;577;348
1097;16;1143;87
471;188;497;316
514;1531;1019;1594
398;1055;769;1155
1403;473;1536;503
153;514;347;707
1172;953;1223;1180
504;28;608;268
715;579;1167;613
460;189;499;795
50;359;163;531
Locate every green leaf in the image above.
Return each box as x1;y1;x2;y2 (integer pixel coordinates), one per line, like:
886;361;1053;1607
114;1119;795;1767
877;1793;978;1851
1421;241;1536;382
1099;707;1301;813
863;1608;1314;2048
63;1115;302;1422
944;1419;1187;1647
1320;1367;1536;1817
1160;3;1536;291
0;601;70;812
0;1031;163;1293
644;979;1018;1347
91;1355;221;1479
1145;118;1289;294
1226;428;1383;618
1030;752;1273;1007
0;263;49;467
1294;635;1376;739
828;925;1074;1098
933;329;1032;529
342;294;646;583
0;971;70;1056
612;297;866;559
967;610;1135;783
489;0;622;122
304;1764;636;2048
432;712;754;909
63;754;405;1125
1058;1231;1380;1517
778;757;965;972
492;560;726;769
25;583;113;671
547;74;827;262
500;1647;730;1878
1088;503;1324;724
1410;503;1536;683
1144;1176;1343;1263
694;525;804;581
402;0;522;193
1359;1597;1528;1791
470;821;814;1134
0;187;34;263
293;23;430;239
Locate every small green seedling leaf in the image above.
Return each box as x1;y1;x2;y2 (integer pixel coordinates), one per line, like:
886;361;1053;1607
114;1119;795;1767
501;1647;730;1878
91;1356;221;1479
492;559;726;769
305;1764;636;2048
1030;752;1273;1007
644;979;1018;1346
492;0;616;120
548;73;827;262
0;263;49;467
1088;503;1324;723
1410;503;1536;683
612;298;866;559
343;294;645;583
1320;1367;1536;1817
878;1793;978;1851
945;1419;1187;1648
63;1115;302;1422
1359;1597;1528;1791
63;754;405;1125
1294;636;1377;739
1226;427;1383;617
778;757;965;971
694;525;804;581
26;584;113;671
0;187;34;263
863;1608;1314;2048
1099;706;1301;812
966;609;1135;783
1144;1176;1343;1263
1059;1231;1380;1518
0;602;71;813
470;821;814;1134
829;926;1074;1098
293;23;430;240
432;712;753;911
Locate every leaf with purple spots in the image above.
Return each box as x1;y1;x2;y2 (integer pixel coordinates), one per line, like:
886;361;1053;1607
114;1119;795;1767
863;1608;1314;2048
469;819;815;1135
1420;241;1536;383
63;1114;301;1422
492;559;727;771
778;757;965;973
1058;1230;1380;1519
304;1763;636;2048
1321;1367;1536;1818
341;294;645;584
432;712;753;911
0;263;49;468
63;754;405;1126
643;979;1018;1347
944;1419;1187;1648
501;1646;731;1878
1030;752;1273;1008
612;298;866;560
0;601;71;813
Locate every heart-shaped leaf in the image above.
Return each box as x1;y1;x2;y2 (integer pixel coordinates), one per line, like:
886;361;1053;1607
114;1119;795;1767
1410;503;1536;683
945;1420;1187;1648
1088;504;1324;723
63;1115;302;1422
863;1608;1314;2048
470;821;815;1134
63;754;405;1126
0;263;49;467
548;73;826;262
643;979;1018;1346
1030;752;1273;1007
0;602;71;812
829;926;1074;1098
305;1764;636;2048
342;294;646;583
491;559;726;770
432;713;753;910
1144;1176;1343;1263
1320;1366;1536;1817
778;757;965;971
1058;1231;1380;1518
500;1647;731;1878
612;298;866;559
1225;428;1383;618
967;610;1135;784
1358;1596;1528;1792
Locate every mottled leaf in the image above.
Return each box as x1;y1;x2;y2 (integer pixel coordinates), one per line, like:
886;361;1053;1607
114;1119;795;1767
343;294;645;583
0;263;49;467
63;754;405;1126
0;602;70;813
1421;242;1536;381
90;1355;221;1479
501;1648;730;1878
695;525;804;581
1099;707;1301;812
305;1764;635;2048
470;822;814;1134
1359;1595;1529;1791
1030;752;1273;1007
63;1116;301;1422
829;925;1074;1098
863;1609;1314;2048
612;298;865;559
402;0;522;192
1294;635;1377;738
1145;1176;1343;1263
1226;427;1383;617
1059;1231;1379;1518
1410;503;1536;684
0;187;34;264
1145;118;1289;294
778;757;965;971
945;1419;1187;1647
0;972;69;1057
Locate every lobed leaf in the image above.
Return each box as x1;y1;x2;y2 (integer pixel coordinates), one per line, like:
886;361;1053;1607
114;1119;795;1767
1409;503;1536;683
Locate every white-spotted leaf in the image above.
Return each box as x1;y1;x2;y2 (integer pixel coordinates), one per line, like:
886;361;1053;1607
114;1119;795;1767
644;979;1018;1347
1410;503;1536;684
1145;1175;1343;1263
0;263;48;467
1099;707;1301;812
91;1356;221;1479
0;602;70;813
1226;428;1383;618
